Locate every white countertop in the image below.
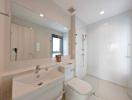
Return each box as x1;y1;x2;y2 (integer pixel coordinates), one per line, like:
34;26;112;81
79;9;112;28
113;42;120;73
0;59;74;78
0;66;35;78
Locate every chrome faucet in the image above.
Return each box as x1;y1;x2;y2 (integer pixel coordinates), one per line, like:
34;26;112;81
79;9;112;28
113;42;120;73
35;65;41;74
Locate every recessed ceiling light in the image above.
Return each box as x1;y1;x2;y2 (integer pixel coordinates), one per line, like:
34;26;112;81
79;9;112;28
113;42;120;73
40;13;44;17
100;11;104;15
64;27;68;30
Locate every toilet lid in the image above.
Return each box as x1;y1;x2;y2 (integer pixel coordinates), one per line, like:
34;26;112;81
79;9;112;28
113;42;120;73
67;78;92;95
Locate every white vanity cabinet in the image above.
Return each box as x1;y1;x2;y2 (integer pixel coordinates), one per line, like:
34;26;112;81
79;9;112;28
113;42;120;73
59;63;75;81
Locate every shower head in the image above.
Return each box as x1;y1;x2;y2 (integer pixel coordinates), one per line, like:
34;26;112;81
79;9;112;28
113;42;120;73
82;34;87;41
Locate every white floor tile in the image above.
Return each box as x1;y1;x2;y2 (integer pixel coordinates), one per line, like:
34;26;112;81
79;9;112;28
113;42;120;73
90;96;106;100
83;75;131;100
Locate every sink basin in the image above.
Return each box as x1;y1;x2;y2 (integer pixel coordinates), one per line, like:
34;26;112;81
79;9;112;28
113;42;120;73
14;68;64;86
13;68;64;100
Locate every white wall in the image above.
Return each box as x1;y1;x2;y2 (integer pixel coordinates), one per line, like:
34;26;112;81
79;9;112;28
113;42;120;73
86;11;132;87
127;12;132;99
63;32;69;56
128;65;132;99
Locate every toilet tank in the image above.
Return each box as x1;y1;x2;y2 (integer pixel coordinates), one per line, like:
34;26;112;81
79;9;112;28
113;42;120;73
59;63;75;81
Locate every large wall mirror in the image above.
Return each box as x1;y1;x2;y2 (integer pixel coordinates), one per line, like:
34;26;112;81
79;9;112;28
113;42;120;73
10;0;69;61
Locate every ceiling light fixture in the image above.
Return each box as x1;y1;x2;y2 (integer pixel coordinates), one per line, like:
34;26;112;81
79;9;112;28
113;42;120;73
40;13;44;17
100;11;104;15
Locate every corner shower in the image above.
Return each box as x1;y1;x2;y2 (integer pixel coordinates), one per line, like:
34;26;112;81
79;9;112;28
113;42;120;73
82;34;87;68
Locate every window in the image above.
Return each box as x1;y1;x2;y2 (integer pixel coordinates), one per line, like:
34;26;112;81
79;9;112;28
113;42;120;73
52;34;63;57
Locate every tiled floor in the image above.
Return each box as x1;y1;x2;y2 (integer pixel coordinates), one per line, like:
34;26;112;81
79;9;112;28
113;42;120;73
83;75;131;100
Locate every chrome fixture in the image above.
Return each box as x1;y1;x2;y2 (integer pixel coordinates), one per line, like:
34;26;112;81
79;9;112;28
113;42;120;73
0;12;9;16
35;65;41;74
68;7;76;14
82;34;87;41
82;34;87;69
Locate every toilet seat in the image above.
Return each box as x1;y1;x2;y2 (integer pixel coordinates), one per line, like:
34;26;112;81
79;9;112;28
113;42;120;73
67;78;92;95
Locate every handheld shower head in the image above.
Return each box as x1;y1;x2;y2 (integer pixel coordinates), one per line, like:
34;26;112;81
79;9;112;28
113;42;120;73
82;34;87;41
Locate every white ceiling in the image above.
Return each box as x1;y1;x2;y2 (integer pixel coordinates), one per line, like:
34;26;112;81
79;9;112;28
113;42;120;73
53;0;75;14
11;1;69;33
53;0;132;24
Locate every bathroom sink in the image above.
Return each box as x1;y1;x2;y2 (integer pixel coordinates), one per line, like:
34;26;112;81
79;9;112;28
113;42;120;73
14;68;64;86
13;68;64;100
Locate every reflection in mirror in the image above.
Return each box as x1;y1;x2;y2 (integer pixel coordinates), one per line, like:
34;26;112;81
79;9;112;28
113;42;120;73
10;0;69;61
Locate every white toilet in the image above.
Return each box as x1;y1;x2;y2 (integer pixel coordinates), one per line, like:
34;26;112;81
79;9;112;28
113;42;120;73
59;62;92;100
